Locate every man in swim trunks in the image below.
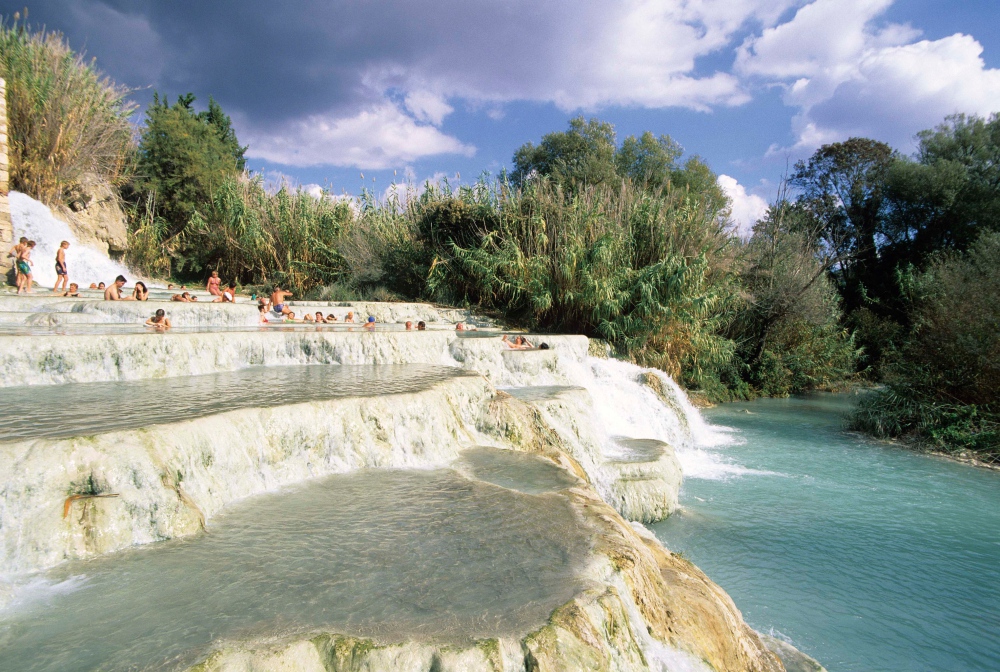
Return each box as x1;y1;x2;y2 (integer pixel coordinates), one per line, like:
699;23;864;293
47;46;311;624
53;241;70;293
270;286;293;316
16;240;35;294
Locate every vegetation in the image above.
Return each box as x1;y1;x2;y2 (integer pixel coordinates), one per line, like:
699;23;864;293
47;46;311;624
0;16;134;203
6;19;999;457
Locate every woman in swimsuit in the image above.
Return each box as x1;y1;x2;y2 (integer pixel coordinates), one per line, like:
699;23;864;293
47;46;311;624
206;271;222;296
133;281;149;301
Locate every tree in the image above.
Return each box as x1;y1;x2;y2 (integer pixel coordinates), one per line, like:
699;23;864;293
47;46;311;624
511;117;618;188
791;138;896;309
132;93;247;275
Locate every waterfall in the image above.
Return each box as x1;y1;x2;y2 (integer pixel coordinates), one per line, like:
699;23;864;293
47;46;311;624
9;192;134;289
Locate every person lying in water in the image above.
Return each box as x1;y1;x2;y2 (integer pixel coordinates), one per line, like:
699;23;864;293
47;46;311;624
502;335;533;349
326;313;337;322
213;282;237;303
171;292;193;302
303;313;314;322
145;308;171;330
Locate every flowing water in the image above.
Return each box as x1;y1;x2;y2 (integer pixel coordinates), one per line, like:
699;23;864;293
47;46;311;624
652;393;1000;672
0;463;590;672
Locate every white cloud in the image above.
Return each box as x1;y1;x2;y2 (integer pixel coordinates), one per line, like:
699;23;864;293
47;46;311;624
738;0;1000;151
403;90;453;125
245;102;475;169
718;174;769;235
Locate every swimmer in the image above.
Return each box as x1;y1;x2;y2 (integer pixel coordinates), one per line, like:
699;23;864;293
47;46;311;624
171;292;192;302
104;275;134;301
270;286;293;316
285;311;298;322
97;282;106;290
417;321;426;331
63;282;80;298
364;315;376;329
145;308;171;330
206;270;222;296
53;241;69;293
456;322;465;331
133;281;148;301
405;320;413;330
314;311;326;323
344;311;355;323
167;283;175;289
89;283;98;289
326;313;337;322
258;305;269;324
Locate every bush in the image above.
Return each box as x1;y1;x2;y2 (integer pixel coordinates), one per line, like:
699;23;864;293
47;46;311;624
0;17;135;203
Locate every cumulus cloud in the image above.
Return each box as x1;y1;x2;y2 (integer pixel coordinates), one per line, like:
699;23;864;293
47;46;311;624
245;103;475;169
718;174;769;236
738;0;1000;151
13;0;800;169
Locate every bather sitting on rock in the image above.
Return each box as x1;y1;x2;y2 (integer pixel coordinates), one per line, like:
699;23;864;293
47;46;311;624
145;308;171;330
344;311;355;323
270;286;293;316
405;320;413;330
502;335;533;350
417;321;426;331
213;282;237;303
104;275;134;301
62;283;80;298
314;312;326;323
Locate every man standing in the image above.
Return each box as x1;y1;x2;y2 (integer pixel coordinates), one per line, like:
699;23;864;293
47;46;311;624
53;240;70;293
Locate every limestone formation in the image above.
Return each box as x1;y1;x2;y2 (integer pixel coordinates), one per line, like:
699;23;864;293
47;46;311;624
0;77;12;246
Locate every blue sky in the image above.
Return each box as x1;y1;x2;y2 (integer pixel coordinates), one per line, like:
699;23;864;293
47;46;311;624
5;0;1000;229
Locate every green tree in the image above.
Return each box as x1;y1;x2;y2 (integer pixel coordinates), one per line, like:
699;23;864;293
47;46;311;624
791;138;896;309
512;117;618;188
132;93;247;276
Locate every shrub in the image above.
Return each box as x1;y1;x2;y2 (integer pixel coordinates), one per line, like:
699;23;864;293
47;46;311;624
0;17;135;203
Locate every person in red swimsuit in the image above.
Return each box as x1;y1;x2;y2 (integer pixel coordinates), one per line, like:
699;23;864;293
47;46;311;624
206;270;222;296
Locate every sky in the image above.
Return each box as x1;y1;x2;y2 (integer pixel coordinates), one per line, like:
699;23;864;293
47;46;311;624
3;0;1000;231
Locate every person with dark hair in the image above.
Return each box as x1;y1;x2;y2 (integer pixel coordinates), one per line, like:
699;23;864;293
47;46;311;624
145;308;171;330
15;240;35;294
104;275;133;301
133;281;148;301
417;321;426;331
7;236;27;285
270;286;293;316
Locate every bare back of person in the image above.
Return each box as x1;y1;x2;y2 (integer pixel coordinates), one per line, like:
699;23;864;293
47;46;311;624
270;288;293;315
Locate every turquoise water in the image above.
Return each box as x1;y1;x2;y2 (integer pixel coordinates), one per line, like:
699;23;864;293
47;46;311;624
652;393;1000;672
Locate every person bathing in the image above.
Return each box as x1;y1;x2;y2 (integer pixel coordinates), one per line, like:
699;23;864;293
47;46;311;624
104;275;134;301
206;270;222;296
145;308;171;330
15;240;35;294
133;281;148;301
270;286;293;316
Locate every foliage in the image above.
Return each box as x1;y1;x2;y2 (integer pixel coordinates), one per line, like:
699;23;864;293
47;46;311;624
850;231;1000;457
729;197;858;396
422;177;739;390
0;16;135;203
187;176;353;291
130;93;247;276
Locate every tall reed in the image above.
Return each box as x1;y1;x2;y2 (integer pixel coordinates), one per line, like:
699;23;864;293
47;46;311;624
0;17;135;203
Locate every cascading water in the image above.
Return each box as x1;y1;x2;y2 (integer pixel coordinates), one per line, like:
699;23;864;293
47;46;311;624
0;291;790;672
9;192;135;289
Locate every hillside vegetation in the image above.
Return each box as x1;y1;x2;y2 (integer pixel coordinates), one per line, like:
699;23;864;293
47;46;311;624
3;20;998;458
